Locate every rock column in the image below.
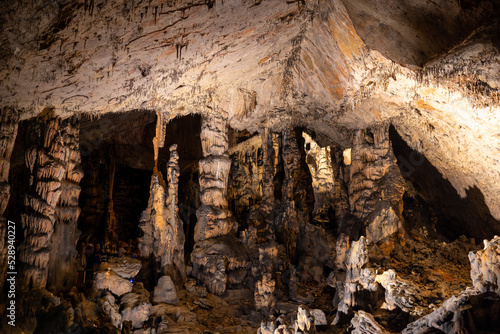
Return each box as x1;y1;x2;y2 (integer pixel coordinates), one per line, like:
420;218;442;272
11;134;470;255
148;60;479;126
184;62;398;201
260;128;275;216
194;113;236;241
191;112;247;295
165;144;185;281
0;108;19;291
19;113;76;290
347;124;405;244
47;116;84;292
276;128;314;262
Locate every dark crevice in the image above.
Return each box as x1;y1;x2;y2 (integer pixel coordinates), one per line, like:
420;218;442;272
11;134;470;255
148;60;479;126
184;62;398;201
390;125;500;241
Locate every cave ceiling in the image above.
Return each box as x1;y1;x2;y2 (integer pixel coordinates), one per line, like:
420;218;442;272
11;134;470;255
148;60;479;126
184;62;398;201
1;0;500;219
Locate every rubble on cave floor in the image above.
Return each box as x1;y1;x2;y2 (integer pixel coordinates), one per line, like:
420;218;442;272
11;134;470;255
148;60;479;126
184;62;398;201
10;226;486;334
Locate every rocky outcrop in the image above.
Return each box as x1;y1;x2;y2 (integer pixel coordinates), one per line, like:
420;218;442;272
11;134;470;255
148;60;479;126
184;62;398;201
19;113;81;290
349;310;390;334
94;257;142;297
469;235;500;295
120;286;152;329
334;236;377;324
101;257;142;279
0;107;19;291
153;275;179;305
94;270;133;297
375;269;424;316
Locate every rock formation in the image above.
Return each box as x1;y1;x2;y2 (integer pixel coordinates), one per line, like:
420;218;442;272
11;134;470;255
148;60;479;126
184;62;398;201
19;113;82;290
0;107;19;291
191;112;250;295
0;0;500;333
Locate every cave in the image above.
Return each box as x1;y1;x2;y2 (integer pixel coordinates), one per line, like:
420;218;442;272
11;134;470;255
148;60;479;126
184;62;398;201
0;0;500;333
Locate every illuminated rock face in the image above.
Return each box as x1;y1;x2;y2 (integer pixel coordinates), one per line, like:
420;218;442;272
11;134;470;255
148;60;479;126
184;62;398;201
1;0;499;225
1;0;500;333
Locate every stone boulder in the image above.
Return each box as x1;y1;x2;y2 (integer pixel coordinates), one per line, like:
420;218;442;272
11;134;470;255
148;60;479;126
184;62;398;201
94;270;133;297
100;257;142;279
153;276;179;304
121;288;152;329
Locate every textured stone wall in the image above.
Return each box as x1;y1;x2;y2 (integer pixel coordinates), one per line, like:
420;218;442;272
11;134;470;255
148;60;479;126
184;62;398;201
0;107;19;291
19;113;81;290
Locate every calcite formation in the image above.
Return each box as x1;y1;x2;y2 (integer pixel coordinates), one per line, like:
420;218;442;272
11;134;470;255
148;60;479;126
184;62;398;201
18;114;82;290
139;144;185;283
349;311;390;334
1;0;500;333
0;108;19;291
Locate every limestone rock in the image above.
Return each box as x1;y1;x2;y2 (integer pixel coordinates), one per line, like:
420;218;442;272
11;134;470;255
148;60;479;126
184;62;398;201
100;292;122;329
469;235;500;295
365;207;402;245
100;257;142;279
294;305;317;334
334;236;378;324
255;273;276;311
120;290;152;329
375;269;424;316
153;276;179;305
349;310;390;334
191;235;250;296
310;309;327;327
94;270;133;297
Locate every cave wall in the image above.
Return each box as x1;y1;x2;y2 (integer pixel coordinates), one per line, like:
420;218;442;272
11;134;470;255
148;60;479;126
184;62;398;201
0;108;19;292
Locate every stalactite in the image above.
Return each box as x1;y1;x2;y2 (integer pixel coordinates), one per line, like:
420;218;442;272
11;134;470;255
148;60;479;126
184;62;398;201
18;113;75;290
0;107;19;291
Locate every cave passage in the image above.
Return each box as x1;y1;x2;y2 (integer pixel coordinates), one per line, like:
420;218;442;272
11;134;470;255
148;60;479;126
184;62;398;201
390;125;500;241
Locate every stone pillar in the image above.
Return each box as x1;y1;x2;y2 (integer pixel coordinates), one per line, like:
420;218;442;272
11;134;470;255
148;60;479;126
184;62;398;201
275;128;314;262
46;116;83;292
165;144;185;281
194;113;236;241
191;112;249;295
0;107;19;291
19;112;75;290
347;124;405;244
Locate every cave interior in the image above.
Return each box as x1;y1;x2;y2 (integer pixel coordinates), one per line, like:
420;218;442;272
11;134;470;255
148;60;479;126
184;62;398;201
0;0;500;333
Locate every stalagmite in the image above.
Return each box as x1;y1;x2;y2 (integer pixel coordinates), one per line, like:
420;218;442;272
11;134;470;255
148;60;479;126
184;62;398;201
18;112;78;290
139;117;185;281
191;112;247;295
334;236;378;324
0;107;19;291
